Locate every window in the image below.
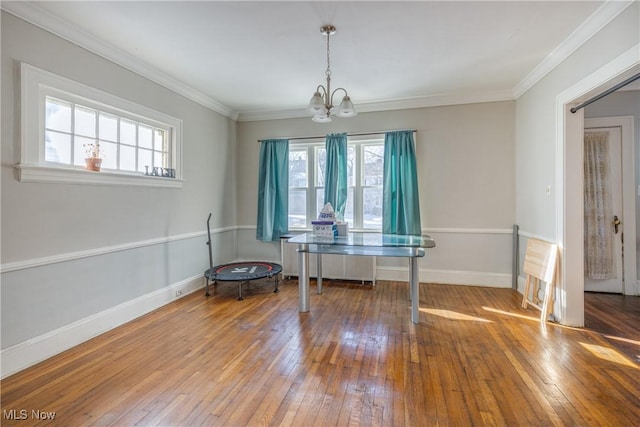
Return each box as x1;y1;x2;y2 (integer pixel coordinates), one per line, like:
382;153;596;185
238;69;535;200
288;138;383;230
45;97;170;173
360;144;385;228
19;63;182;188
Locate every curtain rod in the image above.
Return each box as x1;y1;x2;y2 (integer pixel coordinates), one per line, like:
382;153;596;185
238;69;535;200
257;129;416;143
570;72;640;113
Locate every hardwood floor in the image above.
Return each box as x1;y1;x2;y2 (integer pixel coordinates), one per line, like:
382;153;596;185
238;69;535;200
2;280;639;426
584;291;640;365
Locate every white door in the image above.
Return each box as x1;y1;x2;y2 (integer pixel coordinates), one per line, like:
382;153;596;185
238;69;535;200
584;126;623;293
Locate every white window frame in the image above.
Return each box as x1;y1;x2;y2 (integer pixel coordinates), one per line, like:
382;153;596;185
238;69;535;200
18;63;183;188
288;141;323;230
288;145;312;229
288;136;383;231
352;138;384;230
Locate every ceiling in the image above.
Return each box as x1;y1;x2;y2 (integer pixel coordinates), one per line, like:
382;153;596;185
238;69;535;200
3;1;633;121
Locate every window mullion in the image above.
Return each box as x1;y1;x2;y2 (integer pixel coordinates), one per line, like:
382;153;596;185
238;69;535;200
116;117;121;170
94;108;99;165
307;146;315;228
70;104;76;164
151;126;155;169
355;143;363;229
135;123;140;172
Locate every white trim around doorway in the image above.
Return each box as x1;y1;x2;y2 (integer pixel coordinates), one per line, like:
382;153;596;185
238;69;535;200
555;43;639;327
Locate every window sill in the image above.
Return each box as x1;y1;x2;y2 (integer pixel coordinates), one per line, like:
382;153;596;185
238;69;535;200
15;163;183;188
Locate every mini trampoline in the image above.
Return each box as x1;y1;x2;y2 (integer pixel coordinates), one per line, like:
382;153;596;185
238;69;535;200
204;261;281;300
203;214;282;300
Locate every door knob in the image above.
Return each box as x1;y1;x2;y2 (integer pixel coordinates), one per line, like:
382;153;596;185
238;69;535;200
613;215;621;234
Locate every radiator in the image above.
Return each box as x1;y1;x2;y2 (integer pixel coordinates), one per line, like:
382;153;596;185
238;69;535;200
281;238;376;284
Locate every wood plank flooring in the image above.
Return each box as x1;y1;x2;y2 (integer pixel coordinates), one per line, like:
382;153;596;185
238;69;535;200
584;291;640;365
1;280;639;426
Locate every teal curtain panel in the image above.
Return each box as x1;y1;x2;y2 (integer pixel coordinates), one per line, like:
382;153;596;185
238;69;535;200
324;133;348;220
256;139;289;241
383;131;422;235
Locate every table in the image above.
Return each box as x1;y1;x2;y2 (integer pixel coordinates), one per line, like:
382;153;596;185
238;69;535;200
288;232;436;323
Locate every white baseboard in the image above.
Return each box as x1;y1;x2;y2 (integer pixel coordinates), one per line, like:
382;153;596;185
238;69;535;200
1;274;204;379
376;267;512;288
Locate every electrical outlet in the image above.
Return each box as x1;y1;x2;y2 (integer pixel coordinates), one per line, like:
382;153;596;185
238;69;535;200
175;289;184;297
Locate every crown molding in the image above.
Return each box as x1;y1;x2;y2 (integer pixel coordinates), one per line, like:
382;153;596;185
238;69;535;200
512;0;635;99
1;1;239;121
4;1;631;122
237;89;515;122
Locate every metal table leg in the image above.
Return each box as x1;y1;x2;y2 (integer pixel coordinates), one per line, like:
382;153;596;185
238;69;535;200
298;245;310;312
410;257;419;323
316;253;323;294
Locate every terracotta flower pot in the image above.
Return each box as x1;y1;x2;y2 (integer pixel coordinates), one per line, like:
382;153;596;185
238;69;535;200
85;157;102;171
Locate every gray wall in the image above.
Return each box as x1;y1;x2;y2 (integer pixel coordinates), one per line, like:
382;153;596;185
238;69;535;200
237;102;516;284
1;12;237;365
515;2;639;240
515;2;639;323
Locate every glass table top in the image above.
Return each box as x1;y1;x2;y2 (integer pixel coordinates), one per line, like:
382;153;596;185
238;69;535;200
288;232;436;248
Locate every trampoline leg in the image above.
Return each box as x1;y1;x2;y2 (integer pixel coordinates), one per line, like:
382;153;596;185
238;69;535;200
205;277;210;297
238;281;244;301
274;276;279;293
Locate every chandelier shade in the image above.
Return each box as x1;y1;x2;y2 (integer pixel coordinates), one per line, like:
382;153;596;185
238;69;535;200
307;25;357;122
312;113;333;123
308;92;324;114
336;96;356;117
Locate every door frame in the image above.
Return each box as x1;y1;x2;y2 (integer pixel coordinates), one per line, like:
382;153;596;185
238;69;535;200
556;43;639;326
584;117;635;294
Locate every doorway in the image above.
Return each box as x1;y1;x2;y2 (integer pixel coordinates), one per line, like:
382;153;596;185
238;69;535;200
557;50;638;326
583;122;624;293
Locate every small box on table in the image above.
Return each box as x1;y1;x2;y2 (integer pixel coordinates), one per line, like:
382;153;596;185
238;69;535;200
312;220;337;239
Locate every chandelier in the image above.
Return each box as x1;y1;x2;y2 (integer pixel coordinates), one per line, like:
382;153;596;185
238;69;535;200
307;25;357;123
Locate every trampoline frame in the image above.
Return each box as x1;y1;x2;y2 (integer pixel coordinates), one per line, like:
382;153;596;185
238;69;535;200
204;262;281;300
203;214;282;300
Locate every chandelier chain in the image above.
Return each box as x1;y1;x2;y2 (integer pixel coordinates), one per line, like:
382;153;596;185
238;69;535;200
325;31;331;78
307;24;356;122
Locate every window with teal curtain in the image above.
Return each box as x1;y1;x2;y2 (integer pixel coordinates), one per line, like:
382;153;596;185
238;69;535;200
256;139;289;241
383;131;422;235
323;133;348;220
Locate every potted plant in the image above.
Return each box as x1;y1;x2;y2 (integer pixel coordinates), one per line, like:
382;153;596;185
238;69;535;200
83;142;103;171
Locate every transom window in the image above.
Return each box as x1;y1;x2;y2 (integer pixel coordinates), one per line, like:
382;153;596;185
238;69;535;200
288;138;384;230
19;63;182;188
45;97;170;173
